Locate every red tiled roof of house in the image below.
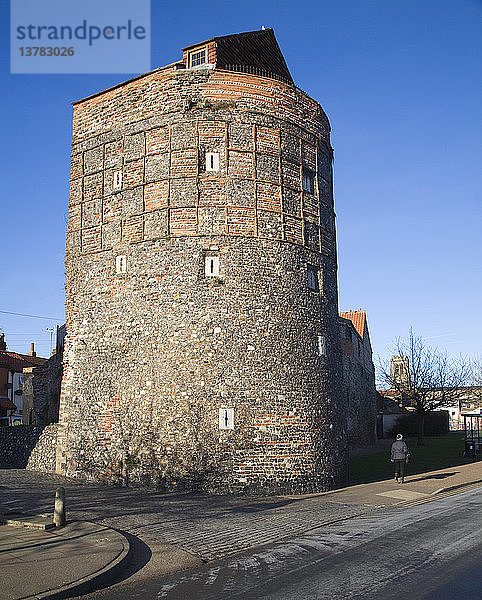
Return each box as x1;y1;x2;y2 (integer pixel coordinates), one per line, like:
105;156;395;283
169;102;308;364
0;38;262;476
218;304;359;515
0;351;47;373
339;311;366;338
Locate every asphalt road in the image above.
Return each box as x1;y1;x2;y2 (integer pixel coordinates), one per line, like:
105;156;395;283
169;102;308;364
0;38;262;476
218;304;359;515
76;486;481;600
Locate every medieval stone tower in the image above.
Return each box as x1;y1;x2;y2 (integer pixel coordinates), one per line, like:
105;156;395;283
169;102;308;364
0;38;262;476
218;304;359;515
56;29;348;494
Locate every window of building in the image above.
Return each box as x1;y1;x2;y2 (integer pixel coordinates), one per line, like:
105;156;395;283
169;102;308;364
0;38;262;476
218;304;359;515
116;255;127;274
206;152;220;172
317;335;326;356
113;170;123;191
307;265;319;292
205;255;220;277
189;48;207;67
302;169;315;194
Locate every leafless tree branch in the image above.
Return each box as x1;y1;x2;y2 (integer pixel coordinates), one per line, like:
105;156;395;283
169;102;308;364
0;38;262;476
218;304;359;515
378;328;473;444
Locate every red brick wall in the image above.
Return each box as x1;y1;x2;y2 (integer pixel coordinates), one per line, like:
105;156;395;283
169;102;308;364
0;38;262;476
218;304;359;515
69;66;334;258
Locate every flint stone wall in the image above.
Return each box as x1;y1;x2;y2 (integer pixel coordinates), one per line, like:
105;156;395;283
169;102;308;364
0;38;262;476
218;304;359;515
22;354;62;426
342;355;377;447
57;65;348;494
0;426;46;469
26;424;58;472
340;322;377;448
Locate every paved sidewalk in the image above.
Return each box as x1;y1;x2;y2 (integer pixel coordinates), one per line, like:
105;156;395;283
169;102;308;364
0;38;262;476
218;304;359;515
0;462;480;600
320;460;482;506
0;520;129;600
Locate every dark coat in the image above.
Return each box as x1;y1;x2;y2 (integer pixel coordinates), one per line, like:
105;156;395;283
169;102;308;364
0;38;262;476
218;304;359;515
391;440;409;460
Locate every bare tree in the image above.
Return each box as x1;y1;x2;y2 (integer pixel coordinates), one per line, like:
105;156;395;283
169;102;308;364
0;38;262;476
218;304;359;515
469;357;482;410
379;329;472;445
472;357;482;386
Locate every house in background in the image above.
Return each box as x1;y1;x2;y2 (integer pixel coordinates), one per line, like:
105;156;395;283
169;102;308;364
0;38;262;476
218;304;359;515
377;356;481;434
339;311;377;446
443;388;481;430
0;334;47;425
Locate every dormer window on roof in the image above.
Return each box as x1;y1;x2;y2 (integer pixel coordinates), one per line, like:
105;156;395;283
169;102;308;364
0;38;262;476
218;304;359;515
189;47;207;68
181;29;294;85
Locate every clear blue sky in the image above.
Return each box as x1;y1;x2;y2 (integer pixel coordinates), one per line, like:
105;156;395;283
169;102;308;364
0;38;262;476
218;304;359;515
1;0;480;362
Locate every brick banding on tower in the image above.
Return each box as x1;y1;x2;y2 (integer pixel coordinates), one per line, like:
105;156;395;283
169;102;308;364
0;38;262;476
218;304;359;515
57;29;348;494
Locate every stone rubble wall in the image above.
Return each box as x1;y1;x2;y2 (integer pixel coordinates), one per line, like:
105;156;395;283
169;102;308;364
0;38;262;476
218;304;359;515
0;426;53;469
26;424;58;472
22;354;62;426
340;324;377;447
342;356;377;447
57;65;348;494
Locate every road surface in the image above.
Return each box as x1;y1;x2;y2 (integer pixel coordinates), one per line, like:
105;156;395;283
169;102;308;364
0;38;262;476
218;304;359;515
76;485;481;600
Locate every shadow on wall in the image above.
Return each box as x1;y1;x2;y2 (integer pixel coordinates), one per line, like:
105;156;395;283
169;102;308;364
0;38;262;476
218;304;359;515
0;426;45;468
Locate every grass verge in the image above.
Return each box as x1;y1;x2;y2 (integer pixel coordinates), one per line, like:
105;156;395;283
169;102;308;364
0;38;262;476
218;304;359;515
349;432;478;485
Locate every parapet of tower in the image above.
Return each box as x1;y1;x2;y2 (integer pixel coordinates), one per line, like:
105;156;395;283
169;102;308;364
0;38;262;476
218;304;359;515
57;29;348;494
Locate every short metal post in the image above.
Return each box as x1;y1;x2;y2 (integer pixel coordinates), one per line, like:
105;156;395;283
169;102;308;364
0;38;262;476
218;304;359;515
53;487;66;527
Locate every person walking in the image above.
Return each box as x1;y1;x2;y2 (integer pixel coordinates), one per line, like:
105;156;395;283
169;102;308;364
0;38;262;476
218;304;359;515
391;433;410;483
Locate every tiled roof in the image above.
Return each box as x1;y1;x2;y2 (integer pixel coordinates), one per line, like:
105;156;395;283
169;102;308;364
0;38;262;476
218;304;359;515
0;351;47;373
339;311;366;338
215;29;293;84
184;29;294;84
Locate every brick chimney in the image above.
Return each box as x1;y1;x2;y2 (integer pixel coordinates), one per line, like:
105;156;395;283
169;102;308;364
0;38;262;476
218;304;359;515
0;334;6;352
28;343;37;357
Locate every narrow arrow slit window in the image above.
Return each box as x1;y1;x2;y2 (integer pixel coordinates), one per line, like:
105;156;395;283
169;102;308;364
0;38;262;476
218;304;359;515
219;407;234;430
113;170;123;190
317;334;326;356
302;168;315;194
205;255;220;277
307;265;319;291
116;255;127;274
206;152;219;172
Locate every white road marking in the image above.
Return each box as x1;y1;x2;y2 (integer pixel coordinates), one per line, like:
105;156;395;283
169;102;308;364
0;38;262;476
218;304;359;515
376;489;428;500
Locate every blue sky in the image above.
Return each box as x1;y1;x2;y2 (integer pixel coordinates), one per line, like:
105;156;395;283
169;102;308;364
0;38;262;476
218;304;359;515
0;0;480;362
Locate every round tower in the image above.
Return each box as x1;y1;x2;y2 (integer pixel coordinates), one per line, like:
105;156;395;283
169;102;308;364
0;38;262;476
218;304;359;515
56;29;348;494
